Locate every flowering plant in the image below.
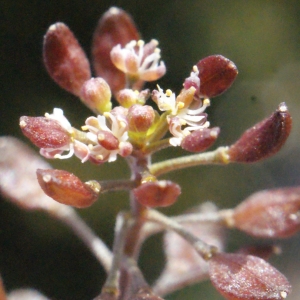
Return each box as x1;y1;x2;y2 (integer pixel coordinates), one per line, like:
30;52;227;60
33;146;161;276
0;6;298;300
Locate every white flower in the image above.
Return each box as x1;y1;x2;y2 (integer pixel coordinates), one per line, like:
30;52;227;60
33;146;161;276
41;108;90;162
83;107;132;163
154;87;210;146
110;40;166;82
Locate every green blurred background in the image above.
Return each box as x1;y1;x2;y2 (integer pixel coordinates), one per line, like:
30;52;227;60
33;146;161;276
1;0;300;299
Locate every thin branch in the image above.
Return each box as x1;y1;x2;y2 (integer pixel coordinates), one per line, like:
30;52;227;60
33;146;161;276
49;206;112;272
145;209;218;260
101;212;131;296
141;208;234;238
149;146;230;177
98;179;137;193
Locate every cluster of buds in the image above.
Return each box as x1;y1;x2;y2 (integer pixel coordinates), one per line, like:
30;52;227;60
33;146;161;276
1;6;297;300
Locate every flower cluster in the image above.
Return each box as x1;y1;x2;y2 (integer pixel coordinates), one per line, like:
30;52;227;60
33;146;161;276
5;6;295;300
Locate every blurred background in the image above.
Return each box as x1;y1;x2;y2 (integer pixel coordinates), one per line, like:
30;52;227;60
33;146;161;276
1;0;300;299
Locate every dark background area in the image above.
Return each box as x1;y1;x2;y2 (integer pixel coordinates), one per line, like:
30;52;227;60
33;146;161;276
1;1;300;299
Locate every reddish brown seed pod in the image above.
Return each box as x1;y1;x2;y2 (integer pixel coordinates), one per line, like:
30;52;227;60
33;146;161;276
228;103;292;163
133;180;181;208
43;23;91;96
197;55;238;98
181;127;220;153
92;7;140;94
19;116;71;149
36;169;100;208
232;187;300;238
209;253;291;300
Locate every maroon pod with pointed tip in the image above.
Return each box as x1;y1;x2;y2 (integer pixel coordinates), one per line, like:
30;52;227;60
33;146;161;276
43;23;91;96
228;102;292;163
233;187;300;238
20;116;71;149
37;169;99;208
197;55;238;98
92;7;140;94
209;253;291;300
133;180;181;208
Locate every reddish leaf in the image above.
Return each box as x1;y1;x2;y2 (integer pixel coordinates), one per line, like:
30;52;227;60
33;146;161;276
197;55;238;98
92;7;140;94
19;116;71;149
228;103;292;163
209;253;291;300
36;169;99;208
233;187;300;238
43;22;91;96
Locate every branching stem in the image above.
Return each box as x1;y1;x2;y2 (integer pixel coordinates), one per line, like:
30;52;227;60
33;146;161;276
150;146;230;177
146;209;218;260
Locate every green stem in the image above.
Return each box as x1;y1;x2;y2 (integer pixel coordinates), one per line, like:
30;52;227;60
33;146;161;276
150;146;230;177
143;138;171;155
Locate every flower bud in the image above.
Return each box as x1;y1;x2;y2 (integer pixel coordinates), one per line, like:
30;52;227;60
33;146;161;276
228;103;292;163
20;116;71;149
127;105;155;133
196;55;238;98
43;23;91;96
176;87;196;110
116;89;139;108
92;7;140;94
183;65;200;95
80;77;112;114
36;169;100;208
133;180;181;208
181;127;220;153
232;187;300;238
209;253;291;300
97;130;119;150
116;89;150;108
